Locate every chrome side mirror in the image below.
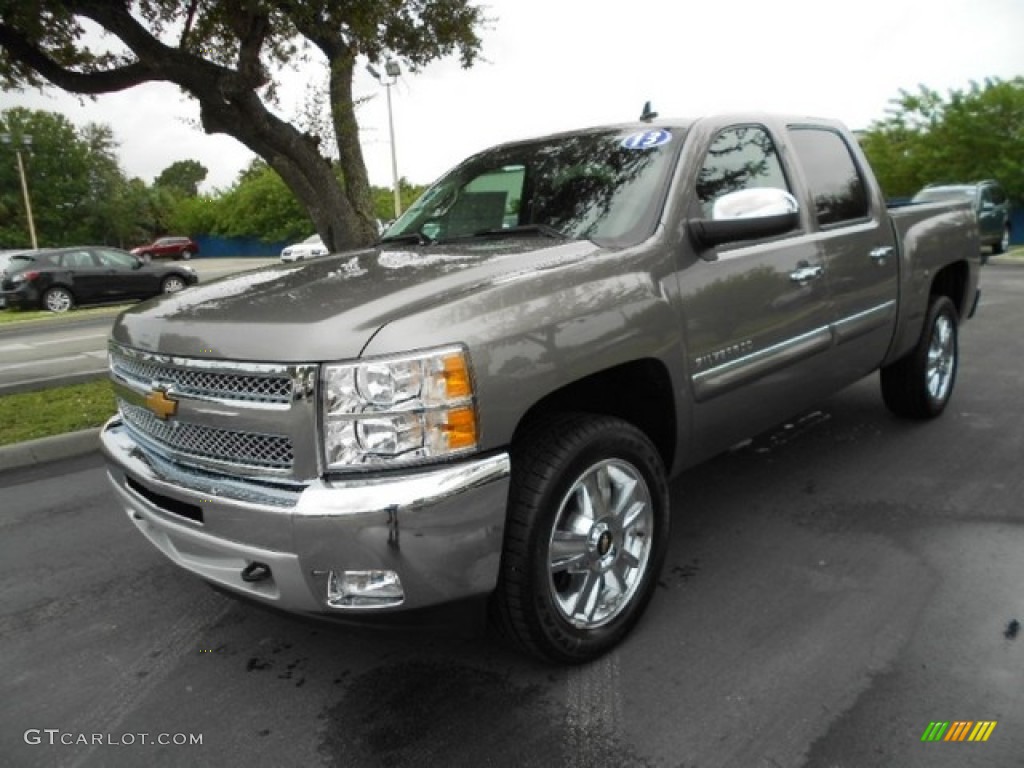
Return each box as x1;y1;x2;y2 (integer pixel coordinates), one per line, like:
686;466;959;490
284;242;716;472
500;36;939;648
689;188;800;256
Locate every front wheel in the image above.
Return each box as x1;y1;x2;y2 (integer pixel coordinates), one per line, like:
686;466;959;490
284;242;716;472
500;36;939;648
491;414;669;663
161;275;187;294
880;295;959;419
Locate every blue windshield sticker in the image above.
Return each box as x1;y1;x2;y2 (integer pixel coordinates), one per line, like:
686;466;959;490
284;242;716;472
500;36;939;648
621;129;672;150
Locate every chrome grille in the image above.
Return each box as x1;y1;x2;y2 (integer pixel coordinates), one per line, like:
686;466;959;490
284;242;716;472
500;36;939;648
121;404;294;470
110;346;293;404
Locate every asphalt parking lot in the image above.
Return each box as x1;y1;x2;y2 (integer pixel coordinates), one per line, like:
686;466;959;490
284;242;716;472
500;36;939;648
0;263;1021;767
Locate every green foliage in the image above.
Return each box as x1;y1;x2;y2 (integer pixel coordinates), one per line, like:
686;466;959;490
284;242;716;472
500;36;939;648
860;77;1024;204
0;107;130;247
372;178;427;223
0;0;487;249
155;159;208;197
212;160;312;242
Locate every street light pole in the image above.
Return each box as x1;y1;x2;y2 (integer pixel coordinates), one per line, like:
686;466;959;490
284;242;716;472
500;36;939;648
367;59;403;220
1;133;38;249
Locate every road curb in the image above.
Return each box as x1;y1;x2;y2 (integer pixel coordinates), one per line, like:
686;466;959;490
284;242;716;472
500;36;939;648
0;428;101;472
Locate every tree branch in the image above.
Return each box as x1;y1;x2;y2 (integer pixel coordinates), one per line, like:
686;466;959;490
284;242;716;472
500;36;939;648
0;24;156;94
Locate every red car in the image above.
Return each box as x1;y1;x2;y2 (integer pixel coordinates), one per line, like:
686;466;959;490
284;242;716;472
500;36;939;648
131;236;199;261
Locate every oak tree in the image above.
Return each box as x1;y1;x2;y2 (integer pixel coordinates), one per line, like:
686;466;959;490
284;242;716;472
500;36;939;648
0;1;485;250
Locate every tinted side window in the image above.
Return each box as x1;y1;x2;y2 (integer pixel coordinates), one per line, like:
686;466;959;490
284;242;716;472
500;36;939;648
60;250;95;269
788;128;868;227
988;185;1006;205
93;249;137;269
697;126;790;217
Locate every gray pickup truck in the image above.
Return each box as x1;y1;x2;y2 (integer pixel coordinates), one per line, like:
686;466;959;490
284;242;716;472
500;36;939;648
101;114;980;663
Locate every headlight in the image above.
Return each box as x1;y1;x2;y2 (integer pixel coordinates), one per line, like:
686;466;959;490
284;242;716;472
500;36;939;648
321;346;478;470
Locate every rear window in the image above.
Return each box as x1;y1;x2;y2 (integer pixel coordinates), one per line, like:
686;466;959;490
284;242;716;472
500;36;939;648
912;188;973;203
788;127;869;227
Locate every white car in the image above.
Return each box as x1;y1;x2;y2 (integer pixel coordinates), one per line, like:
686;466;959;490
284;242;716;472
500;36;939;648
280;235;328;262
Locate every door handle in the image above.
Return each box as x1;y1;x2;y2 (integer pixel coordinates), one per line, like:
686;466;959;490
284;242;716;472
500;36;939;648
789;264;824;284
870;246;894;264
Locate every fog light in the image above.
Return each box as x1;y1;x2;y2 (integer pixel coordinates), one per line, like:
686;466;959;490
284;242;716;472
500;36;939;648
327;570;404;608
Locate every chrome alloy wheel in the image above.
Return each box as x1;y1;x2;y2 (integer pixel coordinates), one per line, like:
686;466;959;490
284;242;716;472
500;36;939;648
44;288;72;313
162;276;186;293
547;458;654;629
926;313;955;402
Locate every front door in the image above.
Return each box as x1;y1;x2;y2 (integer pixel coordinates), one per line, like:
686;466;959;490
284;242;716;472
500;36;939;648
678;122;835;457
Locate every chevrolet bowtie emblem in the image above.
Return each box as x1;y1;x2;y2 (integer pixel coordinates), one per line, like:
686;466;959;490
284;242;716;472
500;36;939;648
145;388;178;420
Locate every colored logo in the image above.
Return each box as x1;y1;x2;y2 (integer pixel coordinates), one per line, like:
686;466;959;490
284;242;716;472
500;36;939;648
621;129;672;150
921;721;997;742
144;388;178;420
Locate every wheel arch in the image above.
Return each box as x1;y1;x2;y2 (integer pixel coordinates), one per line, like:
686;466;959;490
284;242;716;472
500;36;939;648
510;358;678;473
929;259;971;318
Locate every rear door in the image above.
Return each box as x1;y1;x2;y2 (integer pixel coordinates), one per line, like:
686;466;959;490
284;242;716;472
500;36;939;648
785;125;899;380
58;249;107;302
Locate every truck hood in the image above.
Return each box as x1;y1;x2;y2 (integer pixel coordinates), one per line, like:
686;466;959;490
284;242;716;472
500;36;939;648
110;238;602;361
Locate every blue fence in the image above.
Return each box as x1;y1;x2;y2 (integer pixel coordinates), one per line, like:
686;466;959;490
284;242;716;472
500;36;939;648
192;235;288;258
1010;209;1023;246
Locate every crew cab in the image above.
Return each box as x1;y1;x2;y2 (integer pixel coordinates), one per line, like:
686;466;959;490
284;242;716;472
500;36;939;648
100;114;980;663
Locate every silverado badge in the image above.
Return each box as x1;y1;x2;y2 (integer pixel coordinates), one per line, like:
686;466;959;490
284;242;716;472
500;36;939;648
145;388;178;420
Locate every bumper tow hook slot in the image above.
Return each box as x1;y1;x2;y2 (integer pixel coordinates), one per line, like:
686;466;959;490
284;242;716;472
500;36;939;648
241;562;272;583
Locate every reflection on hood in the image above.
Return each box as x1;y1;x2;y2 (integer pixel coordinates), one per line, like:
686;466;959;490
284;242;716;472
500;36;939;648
111;238;602;361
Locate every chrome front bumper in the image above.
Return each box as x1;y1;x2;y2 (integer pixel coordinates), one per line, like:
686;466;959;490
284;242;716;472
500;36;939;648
100;417;511;613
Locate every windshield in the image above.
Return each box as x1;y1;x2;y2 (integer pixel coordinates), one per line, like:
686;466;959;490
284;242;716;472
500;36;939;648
383;126;686;247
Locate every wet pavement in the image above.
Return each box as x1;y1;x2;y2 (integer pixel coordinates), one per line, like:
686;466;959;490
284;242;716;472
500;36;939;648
1;265;1021;767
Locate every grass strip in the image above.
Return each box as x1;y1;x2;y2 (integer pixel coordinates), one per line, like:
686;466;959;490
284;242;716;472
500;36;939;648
0;379;117;446
0;304;128;326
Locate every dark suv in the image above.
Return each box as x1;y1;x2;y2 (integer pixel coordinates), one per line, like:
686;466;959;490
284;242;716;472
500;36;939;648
130;236;200;261
912;180;1011;258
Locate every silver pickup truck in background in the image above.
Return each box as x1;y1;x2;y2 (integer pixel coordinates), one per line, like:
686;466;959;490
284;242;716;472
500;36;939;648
101;113;980;663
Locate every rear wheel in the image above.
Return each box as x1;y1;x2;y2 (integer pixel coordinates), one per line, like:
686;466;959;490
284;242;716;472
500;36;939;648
491;413;669;663
180;250;193;261
881;295;958;419
43;286;74;313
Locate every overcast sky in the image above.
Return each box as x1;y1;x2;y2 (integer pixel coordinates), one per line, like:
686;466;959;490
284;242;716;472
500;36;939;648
2;0;1022;194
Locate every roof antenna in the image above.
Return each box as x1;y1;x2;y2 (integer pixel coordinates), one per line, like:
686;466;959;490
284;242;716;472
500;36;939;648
639;101;658;123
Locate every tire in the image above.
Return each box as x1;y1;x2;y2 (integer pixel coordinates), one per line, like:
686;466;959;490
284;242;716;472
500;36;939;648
161;275;187;294
880;295;958;419
992;226;1010;256
180;250;193;261
490;413;670;663
42;286;74;313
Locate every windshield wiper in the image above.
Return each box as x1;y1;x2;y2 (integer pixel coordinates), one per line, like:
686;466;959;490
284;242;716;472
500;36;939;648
379;231;434;245
469;224;568;240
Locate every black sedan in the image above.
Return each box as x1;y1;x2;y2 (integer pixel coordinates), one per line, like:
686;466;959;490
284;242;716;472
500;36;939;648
0;246;198;313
